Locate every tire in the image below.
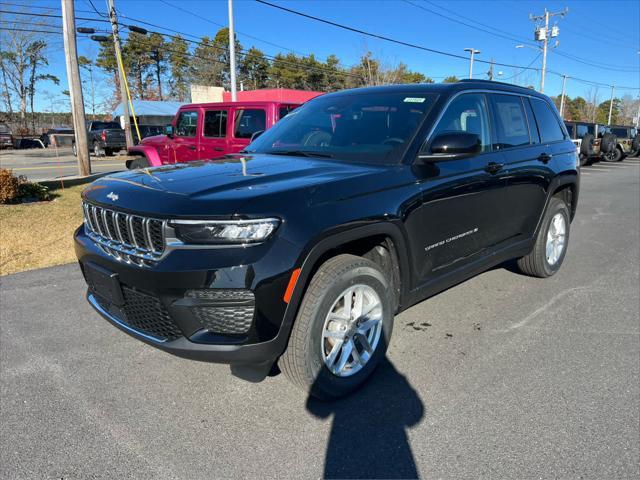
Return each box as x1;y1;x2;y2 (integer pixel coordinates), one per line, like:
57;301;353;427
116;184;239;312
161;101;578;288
609;147;623;162
104;147;114;156
72;143;77;156
631;135;640;156
517;197;570;278
93;142;103;157
579;133;594;158
279;254;394;400
600;132;616;155
578;153;589;166
129;157;149;169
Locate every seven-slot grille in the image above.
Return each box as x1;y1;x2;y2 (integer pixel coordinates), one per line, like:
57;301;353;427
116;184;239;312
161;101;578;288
83;202;166;267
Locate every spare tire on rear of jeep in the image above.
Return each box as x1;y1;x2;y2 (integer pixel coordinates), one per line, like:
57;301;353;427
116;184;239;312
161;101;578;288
600;132;617;156
631;134;640;157
579;133;594;165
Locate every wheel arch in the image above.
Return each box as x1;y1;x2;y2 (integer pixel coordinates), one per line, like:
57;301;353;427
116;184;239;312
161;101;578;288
127;145;161;168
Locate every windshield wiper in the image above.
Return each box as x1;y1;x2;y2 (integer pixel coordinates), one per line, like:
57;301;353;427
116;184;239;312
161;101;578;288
268;150;333;158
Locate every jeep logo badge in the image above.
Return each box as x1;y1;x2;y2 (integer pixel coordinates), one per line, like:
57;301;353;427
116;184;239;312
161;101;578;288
106;192;119;202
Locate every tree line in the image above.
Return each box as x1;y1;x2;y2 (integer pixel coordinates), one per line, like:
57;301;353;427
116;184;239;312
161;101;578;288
93;27;459;107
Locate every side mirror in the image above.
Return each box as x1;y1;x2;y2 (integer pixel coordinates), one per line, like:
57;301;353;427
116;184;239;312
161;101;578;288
418;132;481;162
249;130;264;142
165;124;174;138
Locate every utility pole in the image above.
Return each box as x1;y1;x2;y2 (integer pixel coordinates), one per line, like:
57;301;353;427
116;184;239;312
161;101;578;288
107;0;134;148
228;0;237;101
607;85;615;125
464;48;480;79
61;0;91;176
487;58;495;80
529;7;567;93
559;74;568;118
635;97;640;128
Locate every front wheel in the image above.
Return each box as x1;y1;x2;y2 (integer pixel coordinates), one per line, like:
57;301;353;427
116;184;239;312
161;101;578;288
279;254;394;400
517;197;570;278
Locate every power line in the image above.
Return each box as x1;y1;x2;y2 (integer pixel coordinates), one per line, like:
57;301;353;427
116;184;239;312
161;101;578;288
0;27;61;35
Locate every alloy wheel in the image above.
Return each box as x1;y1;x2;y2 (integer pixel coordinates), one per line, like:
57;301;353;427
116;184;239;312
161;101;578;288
546;213;566;266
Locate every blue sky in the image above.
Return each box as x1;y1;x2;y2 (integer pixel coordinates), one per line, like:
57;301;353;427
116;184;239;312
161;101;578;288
6;0;640;111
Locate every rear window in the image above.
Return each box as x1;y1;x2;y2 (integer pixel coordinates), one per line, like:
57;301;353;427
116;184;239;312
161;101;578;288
576;124;589;138
90;122;121;130
234;109;266;139
489;94;530;149
611;127;628;138
529;98;565;143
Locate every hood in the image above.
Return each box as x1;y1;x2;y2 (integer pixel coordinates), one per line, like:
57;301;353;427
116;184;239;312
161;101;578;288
139;134;167;145
82;154;385;217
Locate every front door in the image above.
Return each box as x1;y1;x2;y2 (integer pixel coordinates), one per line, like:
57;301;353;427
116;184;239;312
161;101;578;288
199;108;229;159
410;93;508;283
171;109;200;163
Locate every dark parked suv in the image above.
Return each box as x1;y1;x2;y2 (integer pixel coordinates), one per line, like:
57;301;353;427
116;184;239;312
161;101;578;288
75;80;579;399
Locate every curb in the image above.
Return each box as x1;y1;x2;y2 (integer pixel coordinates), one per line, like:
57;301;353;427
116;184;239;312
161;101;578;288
40;171;116;190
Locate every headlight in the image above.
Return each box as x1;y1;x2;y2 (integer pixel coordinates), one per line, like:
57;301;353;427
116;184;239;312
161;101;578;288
170;218;280;244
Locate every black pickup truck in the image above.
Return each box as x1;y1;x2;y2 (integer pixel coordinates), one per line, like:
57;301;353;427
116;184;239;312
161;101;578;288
75;80;579;399
72;121;126;157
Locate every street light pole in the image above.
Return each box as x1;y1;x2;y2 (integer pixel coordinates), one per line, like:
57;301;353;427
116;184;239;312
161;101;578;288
464;48;480;79
559;74;568;118
61;0;91;175
608;85;615;125
228;0;237;101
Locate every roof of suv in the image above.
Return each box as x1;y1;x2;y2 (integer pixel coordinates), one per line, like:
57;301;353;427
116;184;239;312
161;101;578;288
322;79;548;100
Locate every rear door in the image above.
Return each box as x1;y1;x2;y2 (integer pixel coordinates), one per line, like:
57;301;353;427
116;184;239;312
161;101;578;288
228;107;267;153
171;109;200;163
487;92;548;242
199;108;229;159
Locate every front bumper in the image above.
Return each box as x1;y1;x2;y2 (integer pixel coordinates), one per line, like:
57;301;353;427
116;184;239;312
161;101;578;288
74;225;301;379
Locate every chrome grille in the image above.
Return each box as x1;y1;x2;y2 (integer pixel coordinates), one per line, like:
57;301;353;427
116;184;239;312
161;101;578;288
83;202;166;267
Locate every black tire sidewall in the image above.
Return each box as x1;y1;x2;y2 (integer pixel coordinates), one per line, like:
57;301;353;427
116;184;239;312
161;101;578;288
538;198;570;276
305;264;394;399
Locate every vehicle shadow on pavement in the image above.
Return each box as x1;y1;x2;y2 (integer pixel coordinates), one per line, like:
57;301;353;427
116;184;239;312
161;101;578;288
306;359;424;479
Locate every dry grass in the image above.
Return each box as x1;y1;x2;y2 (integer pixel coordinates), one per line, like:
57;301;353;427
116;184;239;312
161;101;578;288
0;185;84;276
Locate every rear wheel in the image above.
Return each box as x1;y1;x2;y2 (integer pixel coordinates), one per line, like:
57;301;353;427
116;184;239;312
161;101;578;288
72;143;77;156
279;254;394;400
104;147;114;156
92;142;103;157
517;197;570;278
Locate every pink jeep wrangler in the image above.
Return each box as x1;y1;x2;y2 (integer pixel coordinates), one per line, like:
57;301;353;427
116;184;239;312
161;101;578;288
126;101;300;169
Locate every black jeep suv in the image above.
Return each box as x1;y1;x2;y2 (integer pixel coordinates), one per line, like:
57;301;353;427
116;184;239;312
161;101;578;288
75;80;579;399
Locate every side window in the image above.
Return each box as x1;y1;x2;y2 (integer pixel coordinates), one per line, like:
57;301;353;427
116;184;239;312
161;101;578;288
530;98;565;143
489;94;530;149
234;109;266;139
175;111;198;137
576;124;589;138
204;110;228;137
565;124;575;138
279;105;297;119
431;93;491;152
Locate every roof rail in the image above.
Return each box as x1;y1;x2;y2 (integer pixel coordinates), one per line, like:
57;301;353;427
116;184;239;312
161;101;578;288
456;78;536;89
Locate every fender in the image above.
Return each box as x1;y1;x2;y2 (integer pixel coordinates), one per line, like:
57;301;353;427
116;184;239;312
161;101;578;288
280;221;412;333
533;171;579;238
127;145;162;167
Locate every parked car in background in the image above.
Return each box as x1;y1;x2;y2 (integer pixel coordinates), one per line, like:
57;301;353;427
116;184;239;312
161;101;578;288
126;101;301;169
0;122;13;149
606;125;639;161
563;121;617;165
134;125;165;144
40;127;74;148
76;80;579;398
73;121;126;157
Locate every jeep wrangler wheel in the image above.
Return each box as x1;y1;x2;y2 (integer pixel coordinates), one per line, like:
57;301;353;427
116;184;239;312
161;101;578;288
279;254;394;400
517;197;570;278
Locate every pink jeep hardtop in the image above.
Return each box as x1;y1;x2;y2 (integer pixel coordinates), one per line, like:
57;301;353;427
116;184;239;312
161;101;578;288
127;101;300;169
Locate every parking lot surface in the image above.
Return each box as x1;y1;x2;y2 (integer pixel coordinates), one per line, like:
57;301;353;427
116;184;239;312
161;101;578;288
1;158;639;479
0;147;128;181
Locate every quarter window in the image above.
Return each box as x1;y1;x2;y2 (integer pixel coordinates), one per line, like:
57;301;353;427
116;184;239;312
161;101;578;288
529;98;565;143
175;111;198;137
432;93;491;152
204;110;228;137
234;109;266;139
489;94;530;149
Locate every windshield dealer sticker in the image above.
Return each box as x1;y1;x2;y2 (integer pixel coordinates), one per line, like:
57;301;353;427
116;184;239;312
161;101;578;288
425;227;479;252
403;97;426;103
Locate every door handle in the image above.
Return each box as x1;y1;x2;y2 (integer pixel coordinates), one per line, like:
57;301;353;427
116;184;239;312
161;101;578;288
538;153;552;163
187;145;197;150
485;162;504;174
214;147;224;151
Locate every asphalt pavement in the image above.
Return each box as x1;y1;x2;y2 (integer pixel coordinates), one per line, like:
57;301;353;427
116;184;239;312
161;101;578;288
0;147;128;181
1;158;639;479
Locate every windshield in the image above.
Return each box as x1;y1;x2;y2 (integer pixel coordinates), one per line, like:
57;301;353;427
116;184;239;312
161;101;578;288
246;92;437;164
